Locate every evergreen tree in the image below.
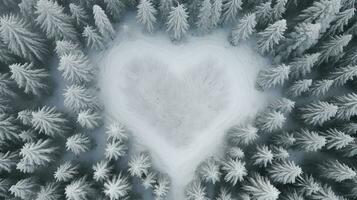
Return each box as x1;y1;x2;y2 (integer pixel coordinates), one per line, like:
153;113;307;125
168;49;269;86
318;34;352;64
106;122;128;142
105;140;127;160
257;19;287;54
154;174;170;200
298;0;341;33
268;97;295;114
255;1;273;26
196;157;221;184
0;114;20;141
59;53;95;84
159;0;173;19
166;3;189;41
334;93;357;120
226;146;245;159
69;3;89;26
330;65;357;86
343;142;357;157
256;64;290;90
319;160;356;182
252;145;274;167
294;129;326;152
342;0;356;9
104;0;125;20
222;158;247;185
230;13;256;45
31;106;69;137
77;110;101;129
271;146;289;160
309;79;334;96
19;130;37;143
216;188;234;200
63;85;100;112
289;53;320;78
55;40;82;57
35;0;77;40
83;26;106;50
10;177;39;199
255;110;286;132
222;0;242;24
36;182;61;200
137;0;157;33
104;173;131;200
141;171;156;189
339;46;357;67
296;175;321;196
93;160;112;182
0;15;48;61
273;132;295;148
243;173;280;200
20;139;58;167
343;122;357;134
9;63;49;96
0;151;18;173
185;180;208;200
228;124;258;146
287;79;312;97
65;177;93;200
268;160;302;184
18;0;37;19
300;101;338;126
54;161;79;182
128;152;151;177
278;23;321;60
328;8;355;35
66;133;91;155
210;0;223;28
322;129;353;150
196;0;212;33
0;40;15;64
272;0;288;20
93;5;115;40
310;184;345;200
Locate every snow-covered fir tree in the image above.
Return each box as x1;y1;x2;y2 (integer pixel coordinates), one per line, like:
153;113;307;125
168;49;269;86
59;53;95;84
65;177;93;200
251;145;274;167
257;19;287;54
54;161;79;182
196;0;212;33
328;7;355;35
93;5;115;40
185;180;208;200
20;139;58;168
105;140;127;160
319;159;356;182
268;159;302;184
289;53;321;78
0;15;48;61
141;171;156;189
330;65;357;86
159;0;173;19
228;124;258;146
63;85;100;112
0;151;17;173
128;152;151;177
0;114;20;141
154;174;170;200
226;146;245;160
106;122;128;142
196;157;221;184
222;158;247;185
104;0;125;20
309;79;334;96
294;129;326;152
343;122;357;134
82;26;106;50
55;40;82;57
210;0;223;28
272;0;288;20
216;188;234;200
318;34;352;64
322;128;354;150
166;3;189;41
137;0;157;33
93;160;112;182
222;0;242;24
296;174;321;196
18;0;37;19
310;184;346;200
243;173;280;200
104;173;131;200
69;3;89;26
35;182;61;200
273;132;295;148
334;93;357;120
230;13;256;45
256;64;290;89
271;146;289;160
35;0;77;40
300;101;338;126
268;97;295;114
77;110;101;129
255;110;286;132
287;79;312;97
255;1;273;26
10;177;39;199
66;133;91;155
0;40;15;64
9;63;49;96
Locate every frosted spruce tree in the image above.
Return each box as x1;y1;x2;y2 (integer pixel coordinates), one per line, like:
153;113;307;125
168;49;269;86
0;15;47;61
251;145;274;167
10;177;39;199
289;53;320;78
104;173;131;200
35;182;61;200
128;152;151;177
300;101;338;126
222;158;247;185
9;63;49;96
154;174;170;199
268;160;302;184
106;122;128;142
319;160;356;182
105;141;127;161
82;26;106;50
309;79;334;96
166;3;189;41
65;177;93;200
322;128;353;150
226;147;245;159
255;1;273;26
330;65;357;86
272;0;288;20
230;13;256;45
54;161;79;182
0;114;20;141
59;53;95;84
287;79;312;97
334;93;357;120
93;5;115;40
63;85;100;112
196;0;212;33
318;34;352;64
257;19;287;54
66;133;91;155
185;180;207;200
210;0;223;28
19;139;58;168
255;110;286;132
137;0;157;33
294;129;326;152
196;157;221;184
256;64;290;90
104;0;125;20
159;0;173;20
243;173;280;200
69;3;89;26
268;97;295;114
55;40;82;57
35;0;77;41
93;160;112;182
222;0;242;24
77;110;102;129
328;7;355;35
0;151;17;173
228;124;258;146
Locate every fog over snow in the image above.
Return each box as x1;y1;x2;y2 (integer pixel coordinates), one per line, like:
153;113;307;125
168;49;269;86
97;18;272;199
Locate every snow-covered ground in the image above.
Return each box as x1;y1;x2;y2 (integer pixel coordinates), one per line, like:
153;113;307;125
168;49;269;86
96;17;272;199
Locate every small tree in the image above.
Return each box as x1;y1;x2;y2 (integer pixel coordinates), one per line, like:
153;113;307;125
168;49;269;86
343;122;357;134
93;160;112;182
166;3;189;41
287;79;312;97
294;129;326;152
300;101;337;126
226;147;245;159
63;85;100;112
296;174;321;196
93;5;115;40
216;188;234;200
196;0;212;33
309;79;334;96
31;106;69;137
9;63;49;96
230;13;256;45
137;0;157;33
77;110;101;129
257;19;287;54
328;8;355;35
141;171;156;189
0;15;48;61
256;64;290;90
271;146;289;160
252;145;274;167
104;0;125;20
20;139;57;168
228;124;258;146
196;157;221;184
210;0;223;28
322;128;354;150
55;40;82;57
310;184;345;200
319;160;356;182
268;160;302;184
255;110;286;132
82;26;106;50
10;177;39;199
18;0;37;19
59;53;95;84
272;0;288;20
0;114;20;141
222;0;242;24
65;177;93;200
334;93;357;120
128;152;151;177
69;3;89;26
0;151;18;173
222;158;247;185
289;53;320;78
330;65;357;86
104;173;131;200
185;180;208;200
159;0;173;19
154;173;170;199
105;141;127;160
268;97;295;114
255;1;273;26
243;173;280;200
106;122;128;142
0;40;14;64
36;182;61;200
318;34;352;64
66;133;91;155
54;161;79;182
273;132;295;148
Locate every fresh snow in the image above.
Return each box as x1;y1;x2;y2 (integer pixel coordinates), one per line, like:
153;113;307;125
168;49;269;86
96;17;272;199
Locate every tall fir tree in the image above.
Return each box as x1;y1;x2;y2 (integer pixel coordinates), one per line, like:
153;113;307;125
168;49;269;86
334;93;357;120
256;64;290;90
300;101;338;126
268;160;302;184
93;5;115;40
137;0;157;33
83;26;106;50
63;85;100;112
69;3;89;26
243;173;280;200
319;160;356;182
257;19;287;54
104;173;131;200
222;0;243;24
322;128;354;150
58;53;95;84
289;53;320;78
318;34;352;64
196;0;212;33
230;13;256;45
210;0;223;28
294;129;326;152
20;139;58;168
166;3;189;41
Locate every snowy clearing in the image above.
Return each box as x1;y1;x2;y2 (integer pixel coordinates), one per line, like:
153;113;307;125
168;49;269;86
97;19;271;199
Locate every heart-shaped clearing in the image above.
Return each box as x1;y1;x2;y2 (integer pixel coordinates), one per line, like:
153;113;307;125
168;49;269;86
97;23;270;199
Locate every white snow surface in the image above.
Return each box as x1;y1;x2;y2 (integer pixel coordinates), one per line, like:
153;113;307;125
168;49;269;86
97;18;271;199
